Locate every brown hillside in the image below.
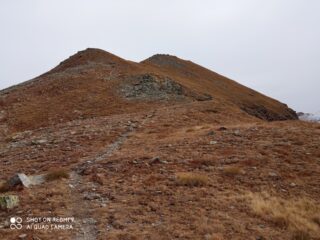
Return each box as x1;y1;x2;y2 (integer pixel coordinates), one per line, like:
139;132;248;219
142;54;297;121
1;49;319;240
0;48;296;133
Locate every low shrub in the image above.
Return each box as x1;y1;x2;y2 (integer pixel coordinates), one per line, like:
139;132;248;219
175;172;208;187
246;192;319;238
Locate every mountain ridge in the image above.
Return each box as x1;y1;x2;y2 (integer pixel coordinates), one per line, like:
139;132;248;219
0;48;297;133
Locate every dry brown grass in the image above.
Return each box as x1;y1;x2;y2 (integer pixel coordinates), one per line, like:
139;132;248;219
246;192;320;238
223;166;244;176
175;172;208;187
291;230;311;240
185;128;195;133
45;169;69;182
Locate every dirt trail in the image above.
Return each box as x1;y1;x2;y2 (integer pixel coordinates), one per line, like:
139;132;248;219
69;172;99;240
68;113;154;240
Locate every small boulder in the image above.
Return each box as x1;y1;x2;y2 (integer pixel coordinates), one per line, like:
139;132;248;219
18;234;27;239
0;195;19;209
233;130;241;136
150;156;162;164
7;173;32;189
91;173;104;185
268;172;279;178
31;139;48;145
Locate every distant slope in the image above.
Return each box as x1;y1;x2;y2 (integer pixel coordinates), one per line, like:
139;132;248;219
298;112;320;122
142;54;297;121
0;48;297;132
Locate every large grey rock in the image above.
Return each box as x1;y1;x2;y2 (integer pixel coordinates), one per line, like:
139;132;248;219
7;173;31;188
29;174;45;185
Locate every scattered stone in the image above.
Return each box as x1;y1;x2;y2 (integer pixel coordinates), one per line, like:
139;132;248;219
150;156;167;164
79;167;93;176
7;173;32;188
84;218;97;224
218;127;227;131
0;195;19;209
209;141;218;145
91;173;104;185
206;131;215;136
268;172;278;178
84;192;101;201
29;174;45;185
18;233;27;239
32;139;48;145
233;130;241;136
290;182;296;187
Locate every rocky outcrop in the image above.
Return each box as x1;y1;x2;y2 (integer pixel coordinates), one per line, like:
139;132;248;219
0;48;298;132
120;74;212;102
241;104;298;121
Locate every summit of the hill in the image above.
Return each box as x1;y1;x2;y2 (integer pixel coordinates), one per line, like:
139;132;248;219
48;48;129;74
142;54;189;69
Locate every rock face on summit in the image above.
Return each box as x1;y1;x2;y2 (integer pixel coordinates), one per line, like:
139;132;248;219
0;48;297;132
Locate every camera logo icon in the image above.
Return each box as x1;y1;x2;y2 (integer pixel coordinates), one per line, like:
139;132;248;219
10;217;23;230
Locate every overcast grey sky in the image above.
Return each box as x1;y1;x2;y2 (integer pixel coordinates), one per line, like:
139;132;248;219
0;0;319;112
